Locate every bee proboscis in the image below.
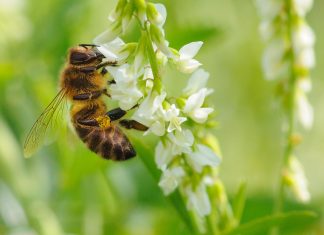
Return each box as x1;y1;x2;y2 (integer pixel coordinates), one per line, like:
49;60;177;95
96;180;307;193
24;44;148;161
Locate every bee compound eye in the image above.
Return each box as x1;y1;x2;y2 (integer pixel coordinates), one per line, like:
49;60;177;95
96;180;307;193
70;52;90;64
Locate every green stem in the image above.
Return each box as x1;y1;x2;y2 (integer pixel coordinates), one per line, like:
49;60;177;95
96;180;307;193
274;0;297;232
143;22;162;92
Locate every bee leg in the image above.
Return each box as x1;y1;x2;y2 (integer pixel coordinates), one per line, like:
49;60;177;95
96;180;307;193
101;67;108;75
119;120;149;131
107;79;116;85
106;108;126;121
97;61;118;69
73;89;106;101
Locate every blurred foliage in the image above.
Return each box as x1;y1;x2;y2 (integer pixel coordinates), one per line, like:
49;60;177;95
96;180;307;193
0;0;324;234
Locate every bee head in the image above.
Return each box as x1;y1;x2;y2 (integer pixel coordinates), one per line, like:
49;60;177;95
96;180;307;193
69;46;104;65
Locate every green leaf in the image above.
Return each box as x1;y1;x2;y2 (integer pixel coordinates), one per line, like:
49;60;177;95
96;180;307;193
232;182;247;224
223;211;317;235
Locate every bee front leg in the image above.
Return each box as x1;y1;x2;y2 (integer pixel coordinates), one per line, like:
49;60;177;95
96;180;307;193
119;119;148;131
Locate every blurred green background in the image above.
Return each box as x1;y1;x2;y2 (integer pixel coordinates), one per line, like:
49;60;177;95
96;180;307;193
0;0;323;234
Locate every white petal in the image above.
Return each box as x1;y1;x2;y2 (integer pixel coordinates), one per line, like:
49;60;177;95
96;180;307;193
178;59;202;74
262;39;289;80
191;108;214;123
186;183;211;217
183;88;213;114
293;23;315;50
187;144;221;173
93;26;121;45
288;156;311;202
155;141;173;170
158;167;185;195
168;129;194;155
293;0;313;16
179;42;203;60
147;119;165;136
297;92;313;129
183;69;210;95
154;3;167;26
296;47;315;68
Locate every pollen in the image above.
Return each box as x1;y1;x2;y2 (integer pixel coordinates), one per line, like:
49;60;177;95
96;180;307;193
95;116;111;128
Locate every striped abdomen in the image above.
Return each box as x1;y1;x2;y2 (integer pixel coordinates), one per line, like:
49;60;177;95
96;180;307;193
74;124;136;161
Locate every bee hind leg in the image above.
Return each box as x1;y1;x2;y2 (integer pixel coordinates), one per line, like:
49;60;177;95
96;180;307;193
106;108;126;121
119;119;148;131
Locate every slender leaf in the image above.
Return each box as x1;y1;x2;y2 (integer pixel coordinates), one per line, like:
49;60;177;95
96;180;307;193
232;182;247;224
223;211;317;235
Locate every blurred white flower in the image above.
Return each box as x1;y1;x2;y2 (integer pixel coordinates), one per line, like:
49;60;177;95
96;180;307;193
287;156;311;202
187;144;221;173
185;183;211;218
158;166;185;195
293;23;315;50
256;0;283;20
296;92;313;129
183;88;214;123
262;39;289;80
183;69;210;96
168;129;194;156
155;140;174;170
108;64;143;110
174;42;203;73
293;0;313;16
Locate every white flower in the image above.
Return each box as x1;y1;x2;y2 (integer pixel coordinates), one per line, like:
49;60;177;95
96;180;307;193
295;47;315;69
155;140;174;170
182;69;210;96
293;23;315;50
183;88;214;123
93;24;122;46
132;91;167;136
108;64;143;110
259;20;276;41
287;156;311;202
293;0;313;16
185;183;211;217
187;144;221;173
296;91;313;129
153;3;167;27
96;37;128;61
256;0;283;20
168;129;194;156
158;166;185;195
262;39;289;80
163;104;187;132
174;42;203;73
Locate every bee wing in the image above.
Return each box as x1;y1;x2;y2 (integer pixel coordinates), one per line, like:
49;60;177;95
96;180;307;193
24;89;67;157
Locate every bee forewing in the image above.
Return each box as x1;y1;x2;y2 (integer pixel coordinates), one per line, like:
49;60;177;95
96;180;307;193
23;89;67;158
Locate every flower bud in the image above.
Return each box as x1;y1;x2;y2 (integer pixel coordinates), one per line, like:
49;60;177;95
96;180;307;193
109;0;127;22
150;24;172;57
121;2;134;33
147;3;166;26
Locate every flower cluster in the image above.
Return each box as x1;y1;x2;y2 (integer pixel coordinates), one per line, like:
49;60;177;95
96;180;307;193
94;0;221;222
257;0;315;128
257;0;315;202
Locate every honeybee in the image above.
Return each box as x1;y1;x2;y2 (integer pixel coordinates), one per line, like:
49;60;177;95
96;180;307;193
24;44;147;161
